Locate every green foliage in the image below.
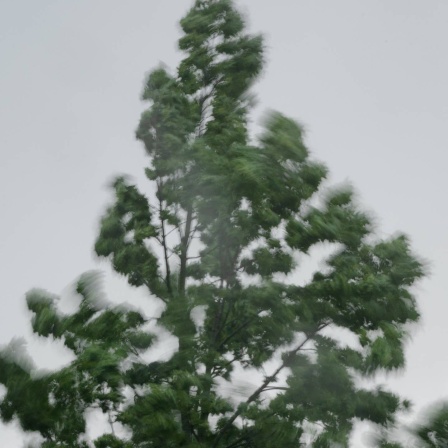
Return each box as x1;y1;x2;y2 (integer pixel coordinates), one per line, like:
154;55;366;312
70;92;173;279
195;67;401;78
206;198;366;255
0;1;425;447
372;402;448;447
413;404;448;447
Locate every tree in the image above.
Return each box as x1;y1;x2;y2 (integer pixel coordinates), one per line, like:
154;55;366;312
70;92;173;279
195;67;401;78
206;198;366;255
0;0;425;446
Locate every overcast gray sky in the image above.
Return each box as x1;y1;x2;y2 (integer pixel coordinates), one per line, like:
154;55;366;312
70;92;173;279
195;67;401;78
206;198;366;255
1;1;448;446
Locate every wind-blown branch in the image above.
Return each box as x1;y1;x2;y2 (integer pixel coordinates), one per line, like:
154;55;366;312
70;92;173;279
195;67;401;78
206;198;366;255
212;324;329;447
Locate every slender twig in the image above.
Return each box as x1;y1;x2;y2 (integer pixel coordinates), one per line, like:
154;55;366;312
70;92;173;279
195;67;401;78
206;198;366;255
211;356;239;377
154;236;178;256
217;319;253;351
148;203;159;212
187;243;218;260
262;386;289;391
164;223;182;237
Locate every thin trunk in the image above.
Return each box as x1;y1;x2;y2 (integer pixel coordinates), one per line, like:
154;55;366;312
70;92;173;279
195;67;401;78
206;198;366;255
157;182;172;295
178;206;193;294
160;215;172;294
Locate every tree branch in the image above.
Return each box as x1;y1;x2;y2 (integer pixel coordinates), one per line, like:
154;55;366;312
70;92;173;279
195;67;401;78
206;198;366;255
157;183;172;295
217;318;253;351
178;206;194;294
212;324;329;448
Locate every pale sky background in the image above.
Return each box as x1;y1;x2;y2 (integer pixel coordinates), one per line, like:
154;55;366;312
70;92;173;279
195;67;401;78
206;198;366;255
1;1;448;446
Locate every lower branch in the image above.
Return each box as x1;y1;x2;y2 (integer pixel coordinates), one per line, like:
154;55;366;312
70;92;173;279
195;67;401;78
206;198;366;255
212;323;329;448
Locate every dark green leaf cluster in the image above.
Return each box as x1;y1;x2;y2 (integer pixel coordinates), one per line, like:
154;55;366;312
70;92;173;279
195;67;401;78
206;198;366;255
1;272;151;446
414;404;448;447
95;178;162;294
